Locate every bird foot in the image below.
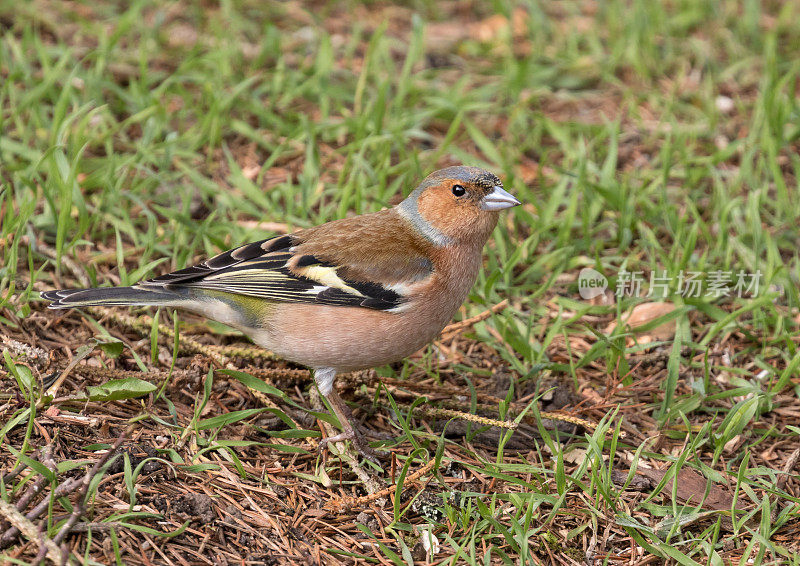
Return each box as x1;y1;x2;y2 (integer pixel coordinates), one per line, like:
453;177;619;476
318;428;382;464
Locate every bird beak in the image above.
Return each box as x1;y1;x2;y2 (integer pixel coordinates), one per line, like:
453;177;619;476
480;186;521;211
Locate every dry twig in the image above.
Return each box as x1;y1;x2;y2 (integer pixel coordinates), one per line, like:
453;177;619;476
0;499;65;565
440;299;509;340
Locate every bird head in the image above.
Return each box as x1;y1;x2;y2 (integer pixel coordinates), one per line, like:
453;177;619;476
397;166;520;247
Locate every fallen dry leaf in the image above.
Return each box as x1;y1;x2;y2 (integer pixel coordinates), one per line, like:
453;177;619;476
427;8;529;51
589;289;616;306
474;8;528;41
637;466;740;529
605;302;676;344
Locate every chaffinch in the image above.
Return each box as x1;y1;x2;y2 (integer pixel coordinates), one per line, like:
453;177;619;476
42;166;520;457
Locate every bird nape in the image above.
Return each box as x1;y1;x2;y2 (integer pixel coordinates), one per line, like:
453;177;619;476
41;166;520;460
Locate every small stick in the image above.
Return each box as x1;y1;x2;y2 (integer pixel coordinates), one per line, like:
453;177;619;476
326;458;438;511
0;499;64;564
440;299;509;340
36;241;91;288
1;448;40;484
0;427;132;549
776;447;800;492
13;447;56;514
52;425;134;549
772;447;800;524
0;477;82;546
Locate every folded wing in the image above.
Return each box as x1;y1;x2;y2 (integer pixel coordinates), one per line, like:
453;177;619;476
140;221;432;311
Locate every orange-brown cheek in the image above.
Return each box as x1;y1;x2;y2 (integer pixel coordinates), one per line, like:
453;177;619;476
417;190;480;239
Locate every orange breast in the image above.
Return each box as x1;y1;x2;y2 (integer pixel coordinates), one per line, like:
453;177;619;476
248;246;483;371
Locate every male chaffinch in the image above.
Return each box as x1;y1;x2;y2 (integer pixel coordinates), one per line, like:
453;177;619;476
42;166;520;457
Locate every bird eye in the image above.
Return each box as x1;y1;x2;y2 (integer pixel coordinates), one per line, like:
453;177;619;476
452;184;466;197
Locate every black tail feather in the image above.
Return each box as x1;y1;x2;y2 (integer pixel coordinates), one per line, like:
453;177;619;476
40;286;183;309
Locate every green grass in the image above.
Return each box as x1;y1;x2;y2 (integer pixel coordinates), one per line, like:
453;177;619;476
2;0;800;564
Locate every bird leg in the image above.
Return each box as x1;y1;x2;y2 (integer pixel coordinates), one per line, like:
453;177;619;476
319;388;381;462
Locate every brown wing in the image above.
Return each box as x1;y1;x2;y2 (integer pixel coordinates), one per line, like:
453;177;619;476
289;208;435;286
138;209;434;311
